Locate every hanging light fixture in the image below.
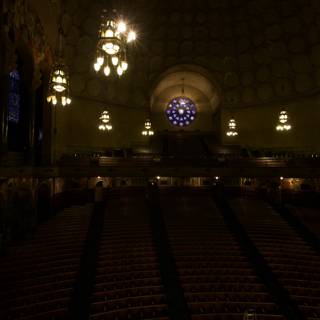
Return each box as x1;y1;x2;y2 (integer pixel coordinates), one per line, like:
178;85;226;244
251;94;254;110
98;110;113;131
141;118;154;136
93;9;136;77
226;117;238;137
276;109;292;131
47;14;71;107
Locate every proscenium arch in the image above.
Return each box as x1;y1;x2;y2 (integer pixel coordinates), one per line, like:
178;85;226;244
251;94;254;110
150;64;222;114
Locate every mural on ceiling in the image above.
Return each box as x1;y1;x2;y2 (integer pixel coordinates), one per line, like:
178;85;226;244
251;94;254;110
16;0;320;109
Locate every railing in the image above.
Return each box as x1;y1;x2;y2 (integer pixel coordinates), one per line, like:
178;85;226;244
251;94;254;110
1;156;320;178
56;155;320;168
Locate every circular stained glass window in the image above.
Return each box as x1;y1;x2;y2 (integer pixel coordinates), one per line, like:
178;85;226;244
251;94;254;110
165;97;197;127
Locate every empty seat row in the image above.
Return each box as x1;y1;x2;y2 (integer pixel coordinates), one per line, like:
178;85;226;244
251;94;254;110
229;197;320;319
160;191;283;319
90;192;169;319
0;204;92;319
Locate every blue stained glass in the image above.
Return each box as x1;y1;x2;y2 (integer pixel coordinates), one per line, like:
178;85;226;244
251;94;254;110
8;70;21;123
165;96;197;127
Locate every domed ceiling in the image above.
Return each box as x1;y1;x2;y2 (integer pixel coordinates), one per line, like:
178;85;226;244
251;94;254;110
44;0;320;110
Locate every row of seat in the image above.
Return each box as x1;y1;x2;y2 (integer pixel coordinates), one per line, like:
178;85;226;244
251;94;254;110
89;192;169;320
287;205;320;241
229;197;320;319
160;190;284;319
0;205;92;319
3;189;316;319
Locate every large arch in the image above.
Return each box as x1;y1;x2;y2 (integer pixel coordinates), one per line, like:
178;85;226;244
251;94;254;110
150;64;221;132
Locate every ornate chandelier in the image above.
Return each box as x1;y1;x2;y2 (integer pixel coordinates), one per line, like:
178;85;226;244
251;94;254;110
98;110;113;131
141;118;154;136
93;9;136;77
47;20;71;107
47;60;71;106
226;117;238;137
276;110;292;131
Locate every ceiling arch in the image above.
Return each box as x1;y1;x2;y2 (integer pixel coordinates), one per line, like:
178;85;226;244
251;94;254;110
150;64;221;114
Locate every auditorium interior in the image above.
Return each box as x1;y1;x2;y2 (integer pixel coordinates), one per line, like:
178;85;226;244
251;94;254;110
1;0;320;319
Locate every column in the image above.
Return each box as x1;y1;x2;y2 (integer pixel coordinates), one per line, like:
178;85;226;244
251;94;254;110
26;68;42;165
26;88;36;165
0;10;8;156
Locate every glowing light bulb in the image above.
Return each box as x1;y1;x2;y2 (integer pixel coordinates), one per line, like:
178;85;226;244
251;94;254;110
104;42;115;55
127;30;136;42
105;29;114;37
56;76;63;84
67;98;71;105
94;63;101;72
112;56;119;66
117;65;123;76
104;65;111;76
117;21;127;33
121;61;128;71
97;56;104;65
53;84;65;92
113;44;120;53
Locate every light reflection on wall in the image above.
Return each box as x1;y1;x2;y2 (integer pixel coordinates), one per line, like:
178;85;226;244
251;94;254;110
281;178;304;191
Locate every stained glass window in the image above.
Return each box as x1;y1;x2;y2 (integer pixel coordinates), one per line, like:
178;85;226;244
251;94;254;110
165;97;197;127
8;70;21;123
